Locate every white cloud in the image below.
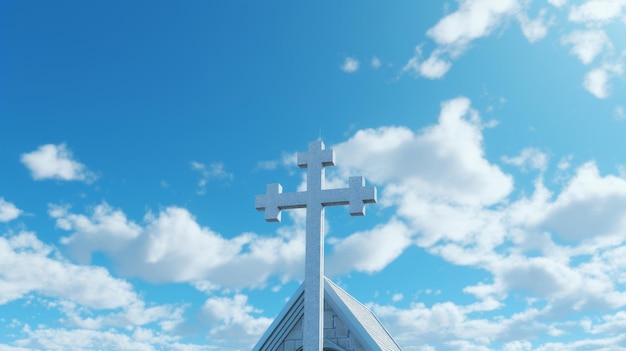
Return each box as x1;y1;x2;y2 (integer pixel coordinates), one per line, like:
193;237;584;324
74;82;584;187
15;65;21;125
494;256;582;298
202;294;272;347
12;325;212;351
534;334;626;351
517;10;550;43
583;64;622;98
341;57;360;73
327;219;413;275
427;0;520;51
392;293;404;303
0;199;22;222
402;47;452;80
405;0;527;80
368;299;537;348
420;51;452;79
52;202;307;287
20;144;96;183
540;162;626;241
562;30;612;65
53;203;141;263
334;97;513;206
0;230;233;350
0;231;137;309
56;299;182;332
584;67;610;98
190;161;233;194
569;0;626;25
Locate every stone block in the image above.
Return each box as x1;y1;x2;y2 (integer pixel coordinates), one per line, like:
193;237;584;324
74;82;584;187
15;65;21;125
284;340;295;351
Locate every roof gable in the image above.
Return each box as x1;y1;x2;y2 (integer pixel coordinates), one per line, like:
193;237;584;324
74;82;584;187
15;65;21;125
252;278;403;351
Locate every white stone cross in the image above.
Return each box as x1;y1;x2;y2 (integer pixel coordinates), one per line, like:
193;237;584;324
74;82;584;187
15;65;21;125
255;140;376;351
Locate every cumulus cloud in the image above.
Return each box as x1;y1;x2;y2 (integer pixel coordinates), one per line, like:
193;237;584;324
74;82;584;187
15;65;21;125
540;162;626;241
51;202;306;287
0;199;22;222
327;219;413;275
20;144;96;183
334;97;513;206
53;203;141;263
341;57;360;73
562;30;612;65
202;294;272;347
0;229;257;351
0;231;136;309
368;298;539;349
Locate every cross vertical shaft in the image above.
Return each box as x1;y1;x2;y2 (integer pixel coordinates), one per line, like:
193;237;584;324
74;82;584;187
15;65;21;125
304;201;323;351
255;140;376;351
298;141;333;351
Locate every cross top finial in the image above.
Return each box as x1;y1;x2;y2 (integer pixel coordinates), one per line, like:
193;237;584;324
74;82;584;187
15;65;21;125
297;140;335;168
297;141;334;192
255;140;376;351
255;141;376;222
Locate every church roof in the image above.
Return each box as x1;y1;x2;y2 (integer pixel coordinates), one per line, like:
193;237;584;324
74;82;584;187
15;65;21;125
252;278;403;351
324;279;403;351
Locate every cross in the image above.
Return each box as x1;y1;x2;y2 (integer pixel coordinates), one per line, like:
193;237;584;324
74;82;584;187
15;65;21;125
255;140;376;351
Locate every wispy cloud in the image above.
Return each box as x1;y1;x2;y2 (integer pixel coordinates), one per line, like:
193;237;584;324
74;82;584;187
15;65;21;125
502;147;549;172
255;151;297;172
398;0;625;101
190;161;233;194
401;0;522;80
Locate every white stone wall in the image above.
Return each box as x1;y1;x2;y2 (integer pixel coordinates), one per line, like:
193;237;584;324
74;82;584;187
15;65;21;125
276;302;365;351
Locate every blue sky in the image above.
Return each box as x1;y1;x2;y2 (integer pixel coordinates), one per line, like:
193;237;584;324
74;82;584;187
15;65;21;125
2;0;626;350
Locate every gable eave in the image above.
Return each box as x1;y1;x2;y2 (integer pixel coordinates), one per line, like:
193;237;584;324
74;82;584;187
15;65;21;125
252;282;305;351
